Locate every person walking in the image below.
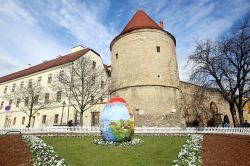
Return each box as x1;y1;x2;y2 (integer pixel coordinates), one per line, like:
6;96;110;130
223;115;230;127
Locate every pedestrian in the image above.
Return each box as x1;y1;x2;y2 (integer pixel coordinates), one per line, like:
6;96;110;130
223;115;230;127
242;120;250;128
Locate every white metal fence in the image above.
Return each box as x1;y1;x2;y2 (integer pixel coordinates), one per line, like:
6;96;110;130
0;127;249;136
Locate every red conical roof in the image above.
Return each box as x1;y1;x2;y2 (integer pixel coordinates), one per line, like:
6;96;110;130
110;10;176;50
120;10;163;35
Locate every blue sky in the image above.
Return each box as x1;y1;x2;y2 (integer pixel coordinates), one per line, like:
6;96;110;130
0;0;249;81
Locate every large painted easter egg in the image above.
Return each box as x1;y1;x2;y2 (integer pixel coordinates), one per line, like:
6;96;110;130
100;97;134;142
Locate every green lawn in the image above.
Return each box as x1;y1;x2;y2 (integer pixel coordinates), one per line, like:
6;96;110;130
42;136;187;166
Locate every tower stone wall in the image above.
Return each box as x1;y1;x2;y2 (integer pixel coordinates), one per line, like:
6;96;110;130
111;28;182;127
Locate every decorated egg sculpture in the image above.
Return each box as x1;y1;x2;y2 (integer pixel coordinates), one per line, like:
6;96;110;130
100;97;134;142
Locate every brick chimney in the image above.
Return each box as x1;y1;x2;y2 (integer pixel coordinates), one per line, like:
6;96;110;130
159;20;164;29
71;45;85;53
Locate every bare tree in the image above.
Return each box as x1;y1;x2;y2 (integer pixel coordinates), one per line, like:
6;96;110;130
56;56;110;126
188;17;250;126
5;82;54;128
219;18;250;124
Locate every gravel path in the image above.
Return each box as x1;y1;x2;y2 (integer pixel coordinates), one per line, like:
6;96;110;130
0;135;32;166
202;134;250;166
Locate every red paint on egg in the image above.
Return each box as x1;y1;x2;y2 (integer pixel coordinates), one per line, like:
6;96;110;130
108;97;127;104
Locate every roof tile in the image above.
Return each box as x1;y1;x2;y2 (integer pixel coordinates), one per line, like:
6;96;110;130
121;9;163;35
0;48;90;83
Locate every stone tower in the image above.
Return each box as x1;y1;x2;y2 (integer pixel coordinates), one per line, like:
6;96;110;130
110;10;182;127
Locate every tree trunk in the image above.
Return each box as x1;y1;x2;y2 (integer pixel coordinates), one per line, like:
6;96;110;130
237;105;244;125
236;95;245;125
229;103;239;127
28;109;32;128
80;112;83;126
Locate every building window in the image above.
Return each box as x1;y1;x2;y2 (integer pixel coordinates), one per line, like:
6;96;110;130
4;86;8;94
13;117;16;125
44;93;50;104
59;70;64;82
37;76;42;86
91;112;100;127
92;61;96;69
48;74;53;84
34;95;39;105
54;114;59;124
91;95;94;103
156;46;160;52
42;115;46;124
56;91;62;102
25;97;29;106
92;76;95;85
101;81;104;89
0;101;4;110
22;117;25;125
9;99;13;106
116;53;118;59
12;83;16;92
20;81;24;89
16;98;20;108
28;79;33;88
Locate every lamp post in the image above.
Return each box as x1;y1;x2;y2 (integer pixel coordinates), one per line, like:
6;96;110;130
60;101;66;125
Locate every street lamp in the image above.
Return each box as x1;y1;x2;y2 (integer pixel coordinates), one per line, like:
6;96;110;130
60;101;66;125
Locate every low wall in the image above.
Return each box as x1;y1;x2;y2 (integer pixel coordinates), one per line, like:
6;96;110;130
0;127;249;136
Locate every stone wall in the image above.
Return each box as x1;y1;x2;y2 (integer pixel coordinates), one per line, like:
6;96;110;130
179;81;233;127
112;86;183;127
135;112;184;127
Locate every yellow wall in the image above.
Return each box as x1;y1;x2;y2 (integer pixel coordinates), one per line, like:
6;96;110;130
244;102;250;122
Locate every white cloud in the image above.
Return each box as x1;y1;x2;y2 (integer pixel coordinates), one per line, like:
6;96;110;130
0;1;68;77
155;0;250;81
44;0;116;65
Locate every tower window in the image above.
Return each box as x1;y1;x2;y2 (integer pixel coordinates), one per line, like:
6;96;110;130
25;97;29;106
0;101;4;110
54;114;59;124
56;91;62;102
28;79;33;88
4;86;8;94
34;95;39;105
9;99;13;106
16;98;20;107
44;93;50;104
12;83;16;92
91;95;94;103
37;76;42;86
156;46;160;53
92;61;96;69
13;117;16;125
22;117;25;125
116;53;118;59
48;74;53;84
59;70;64;82
20;81;24;89
42;115;46;124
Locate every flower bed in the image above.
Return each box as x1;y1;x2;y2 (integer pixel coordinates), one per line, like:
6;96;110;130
22;135;67;166
93;137;143;146
172;134;203;166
